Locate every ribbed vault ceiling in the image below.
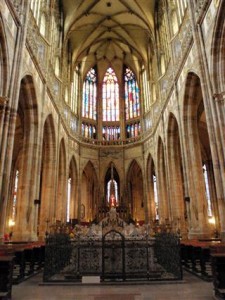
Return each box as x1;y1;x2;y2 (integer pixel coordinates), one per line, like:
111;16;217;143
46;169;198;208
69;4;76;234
62;0;155;78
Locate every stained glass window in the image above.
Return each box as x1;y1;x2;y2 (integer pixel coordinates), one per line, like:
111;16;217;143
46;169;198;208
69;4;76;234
82;123;96;139
102;68;119;121
103;126;120;141
126;122;141;138
124;67;140;120
82;68;97;120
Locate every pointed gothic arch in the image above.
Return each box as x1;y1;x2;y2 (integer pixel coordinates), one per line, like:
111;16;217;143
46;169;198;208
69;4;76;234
7;75;39;240
81;161;98;221
127;160;144;222
167;113;186;236
39;114;56;239
183;72;219;238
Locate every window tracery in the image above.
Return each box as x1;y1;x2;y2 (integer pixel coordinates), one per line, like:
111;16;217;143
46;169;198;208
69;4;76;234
124;67;140;120
102;67;119;122
82;68;97;120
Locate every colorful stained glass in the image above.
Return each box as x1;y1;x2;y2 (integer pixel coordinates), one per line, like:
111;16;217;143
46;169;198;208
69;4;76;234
124;67;140;120
82;122;96;139
102;126;120;140
102;68;119;121
82;68;97;120
126;122;141;138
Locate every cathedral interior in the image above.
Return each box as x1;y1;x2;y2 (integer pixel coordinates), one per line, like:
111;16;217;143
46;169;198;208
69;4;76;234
0;0;225;297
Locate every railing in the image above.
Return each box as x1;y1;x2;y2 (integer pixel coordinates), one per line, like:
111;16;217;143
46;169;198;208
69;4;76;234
43;232;182;282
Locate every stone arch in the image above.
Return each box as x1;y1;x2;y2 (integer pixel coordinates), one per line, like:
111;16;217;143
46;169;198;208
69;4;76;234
56;138;67;221
68;156;78;222
146;153;158;222
167;113;186;236
7;75;39;240
81;161;98;222
211;0;225;92
39;114;56;239
183;72;215;238
127;160;144;222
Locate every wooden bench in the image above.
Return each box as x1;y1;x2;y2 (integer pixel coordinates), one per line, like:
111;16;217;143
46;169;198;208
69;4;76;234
0;242;45;284
0;256;14;300
210;244;225;299
180;239;221;280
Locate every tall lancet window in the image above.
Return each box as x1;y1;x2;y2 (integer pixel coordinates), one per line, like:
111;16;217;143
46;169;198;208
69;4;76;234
105;163;119;207
67;178;71;223
124;67;140;120
102;67;119;121
82;68;97;120
153;174;159;220
12;170;19;222
203;164;212;217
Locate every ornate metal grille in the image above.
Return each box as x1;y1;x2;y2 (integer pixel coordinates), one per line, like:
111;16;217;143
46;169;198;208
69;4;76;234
43;232;182;282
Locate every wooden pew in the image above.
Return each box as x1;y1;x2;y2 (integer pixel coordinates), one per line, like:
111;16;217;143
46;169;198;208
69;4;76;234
0;256;14;300
180;239;220;280
210;244;225;299
0;242;45;284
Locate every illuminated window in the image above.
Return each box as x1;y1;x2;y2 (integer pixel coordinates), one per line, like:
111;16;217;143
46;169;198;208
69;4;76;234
12;170;19;221
102;68;119;121
82;123;96;139
67;178;71;222
82;68;97;120
107;179;119;204
126;122;141;138
153;174;159;220
124;67;140;120
71;69;79;114
103;126;120;141
203;164;212;217
142;70;150;112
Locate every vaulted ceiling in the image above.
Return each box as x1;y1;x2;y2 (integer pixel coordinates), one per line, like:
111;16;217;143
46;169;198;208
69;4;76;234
62;0;156;79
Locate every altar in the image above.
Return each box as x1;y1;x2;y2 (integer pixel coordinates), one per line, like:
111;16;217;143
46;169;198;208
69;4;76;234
43;208;182;283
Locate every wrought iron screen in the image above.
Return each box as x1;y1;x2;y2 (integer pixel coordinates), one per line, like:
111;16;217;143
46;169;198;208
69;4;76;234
43;232;182;282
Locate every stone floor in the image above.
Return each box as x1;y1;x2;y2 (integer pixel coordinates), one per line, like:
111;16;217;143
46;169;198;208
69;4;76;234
12;271;215;300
